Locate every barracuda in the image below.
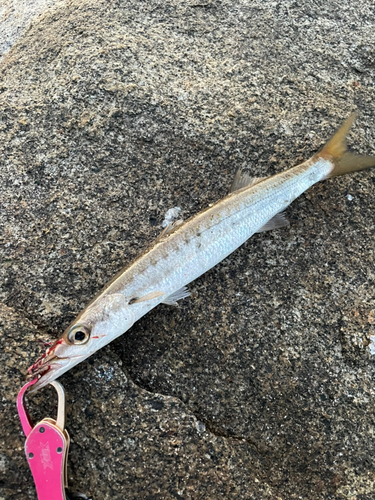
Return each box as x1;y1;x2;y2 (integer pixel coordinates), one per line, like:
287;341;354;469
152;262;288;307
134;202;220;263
27;113;375;391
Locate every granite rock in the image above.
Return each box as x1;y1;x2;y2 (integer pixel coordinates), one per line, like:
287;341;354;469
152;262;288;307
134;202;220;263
1;0;375;498
0;0;59;60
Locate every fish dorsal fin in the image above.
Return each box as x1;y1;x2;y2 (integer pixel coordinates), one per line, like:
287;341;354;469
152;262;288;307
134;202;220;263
256;212;290;233
162;286;190;306
155;219;184;243
230;168;267;193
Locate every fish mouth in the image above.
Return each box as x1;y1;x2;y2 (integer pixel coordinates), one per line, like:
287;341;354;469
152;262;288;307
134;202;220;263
26;342;90;392
26;343;76;391
27;352;59;379
26;354;68;391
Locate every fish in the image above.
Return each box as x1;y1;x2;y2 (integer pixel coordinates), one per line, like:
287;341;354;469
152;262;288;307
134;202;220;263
27;113;375;391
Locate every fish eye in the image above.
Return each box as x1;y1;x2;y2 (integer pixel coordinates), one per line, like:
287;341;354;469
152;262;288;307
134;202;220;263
67;324;91;345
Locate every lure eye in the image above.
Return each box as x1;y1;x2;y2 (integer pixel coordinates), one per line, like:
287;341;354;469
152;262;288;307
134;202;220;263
67;324;91;345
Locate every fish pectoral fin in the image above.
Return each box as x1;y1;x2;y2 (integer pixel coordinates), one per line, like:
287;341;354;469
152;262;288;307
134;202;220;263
129;291;165;304
130;287;190;307
230;168;267;193
162;286;190;306
256;212;290;233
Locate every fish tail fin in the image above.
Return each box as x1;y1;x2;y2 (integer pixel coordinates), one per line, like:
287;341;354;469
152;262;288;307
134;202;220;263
318;112;375;178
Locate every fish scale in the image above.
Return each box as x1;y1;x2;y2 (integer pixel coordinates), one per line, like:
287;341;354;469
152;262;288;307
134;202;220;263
108;157;332;304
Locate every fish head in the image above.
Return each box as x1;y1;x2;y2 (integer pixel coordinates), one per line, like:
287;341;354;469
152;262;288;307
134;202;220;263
26;293;135;391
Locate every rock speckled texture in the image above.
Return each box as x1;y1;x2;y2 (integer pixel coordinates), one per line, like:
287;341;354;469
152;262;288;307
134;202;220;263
0;0;59;60
1;0;375;499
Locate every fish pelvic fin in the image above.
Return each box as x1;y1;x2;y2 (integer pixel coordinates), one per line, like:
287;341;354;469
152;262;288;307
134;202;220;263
318;112;375;178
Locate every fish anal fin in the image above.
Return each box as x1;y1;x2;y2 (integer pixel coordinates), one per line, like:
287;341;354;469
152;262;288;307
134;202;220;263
162;286;190;306
256;212;290;233
230;168;267;193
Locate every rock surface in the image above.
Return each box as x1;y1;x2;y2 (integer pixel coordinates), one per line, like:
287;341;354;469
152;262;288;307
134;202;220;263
1;0;375;498
0;0;59;60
